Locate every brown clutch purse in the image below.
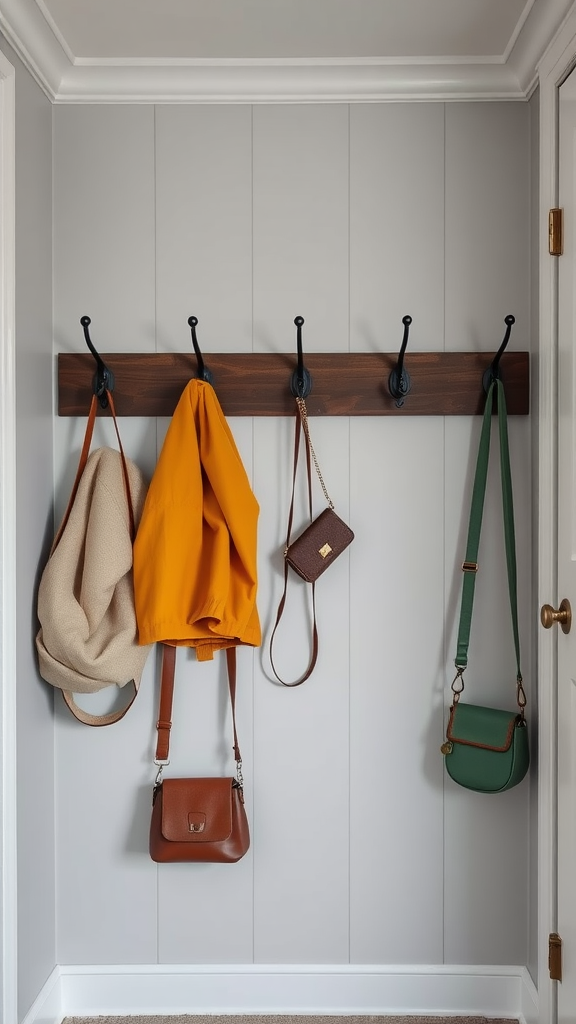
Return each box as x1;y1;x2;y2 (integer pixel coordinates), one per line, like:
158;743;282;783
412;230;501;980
285;507;354;583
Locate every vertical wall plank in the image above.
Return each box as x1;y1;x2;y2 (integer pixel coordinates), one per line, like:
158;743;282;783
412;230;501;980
155;644;257;965
445;103;531;351
349;418;445;963
155;420;256;965
350;104;445;354
253;104;351;962
443;418;530;965
348;105;445;962
253;105;349;353
443;103;531;965
53;105;157;353
53;659;158;966
254;416;352;963
155;106;253;353
53;105;158;965
155;107;256;963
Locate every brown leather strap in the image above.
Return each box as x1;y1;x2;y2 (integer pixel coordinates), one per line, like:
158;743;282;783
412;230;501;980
226;646;242;763
107;390;136;539
61;686;138;727
52;390;136;552
56;390;140;726
269;403;319;687
154;644;242;765
155;643;177;761
52;394;98;552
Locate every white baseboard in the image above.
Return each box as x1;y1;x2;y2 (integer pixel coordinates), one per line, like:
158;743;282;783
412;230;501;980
22;963;539;1024
21;967;62;1024
520;968;539;1024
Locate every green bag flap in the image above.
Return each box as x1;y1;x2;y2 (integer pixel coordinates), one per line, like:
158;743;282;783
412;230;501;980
447;702;520;752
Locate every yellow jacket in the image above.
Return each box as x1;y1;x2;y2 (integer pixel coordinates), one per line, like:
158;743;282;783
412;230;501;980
133;379;261;659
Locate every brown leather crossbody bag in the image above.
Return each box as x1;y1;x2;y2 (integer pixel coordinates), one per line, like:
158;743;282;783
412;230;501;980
150;644;250;863
269;397;354;687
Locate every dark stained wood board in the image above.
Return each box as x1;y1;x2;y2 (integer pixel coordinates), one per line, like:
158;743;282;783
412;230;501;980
58;351;529;417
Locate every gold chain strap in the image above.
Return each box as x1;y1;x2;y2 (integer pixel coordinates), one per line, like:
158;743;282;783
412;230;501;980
296;397;334;510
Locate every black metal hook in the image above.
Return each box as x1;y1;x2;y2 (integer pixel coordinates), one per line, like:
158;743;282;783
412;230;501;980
188;316;214;385
290;316;313;399
388;315;412;408
482;314;515;393
80;316;114;409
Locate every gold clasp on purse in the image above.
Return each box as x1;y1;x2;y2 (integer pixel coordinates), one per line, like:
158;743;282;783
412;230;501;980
441;741;453;756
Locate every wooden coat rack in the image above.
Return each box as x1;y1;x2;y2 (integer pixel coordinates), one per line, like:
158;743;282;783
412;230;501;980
57;316;530;418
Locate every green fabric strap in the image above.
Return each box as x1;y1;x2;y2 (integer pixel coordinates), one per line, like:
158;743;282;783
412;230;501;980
454;378;522;685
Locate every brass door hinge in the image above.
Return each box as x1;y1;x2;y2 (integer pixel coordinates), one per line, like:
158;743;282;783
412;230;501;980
549;932;562;981
549;209;564;256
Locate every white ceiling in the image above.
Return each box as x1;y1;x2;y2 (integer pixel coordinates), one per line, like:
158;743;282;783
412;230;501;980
38;0;530;61
0;0;572;102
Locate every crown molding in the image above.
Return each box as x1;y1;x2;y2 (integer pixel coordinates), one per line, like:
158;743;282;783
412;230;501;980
0;0;68;99
55;60;526;104
0;0;574;103
507;0;575;96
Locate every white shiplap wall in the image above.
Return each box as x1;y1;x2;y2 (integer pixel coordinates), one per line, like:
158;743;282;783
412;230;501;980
52;100;532;969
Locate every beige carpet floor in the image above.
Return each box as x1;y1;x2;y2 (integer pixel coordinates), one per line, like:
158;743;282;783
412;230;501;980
62;1015;519;1023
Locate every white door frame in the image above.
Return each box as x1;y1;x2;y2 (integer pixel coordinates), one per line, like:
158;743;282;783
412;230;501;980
0;47;17;1024
538;6;576;1023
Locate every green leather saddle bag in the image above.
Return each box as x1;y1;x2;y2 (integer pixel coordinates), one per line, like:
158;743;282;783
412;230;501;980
443;370;529;794
443;702;529;794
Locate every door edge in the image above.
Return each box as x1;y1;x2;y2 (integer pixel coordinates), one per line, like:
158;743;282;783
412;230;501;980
536;7;576;1021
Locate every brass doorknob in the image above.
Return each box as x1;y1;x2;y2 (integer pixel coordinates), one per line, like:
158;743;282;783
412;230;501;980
540;598;572;634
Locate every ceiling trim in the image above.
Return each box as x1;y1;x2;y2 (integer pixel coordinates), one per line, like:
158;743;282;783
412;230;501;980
0;0;573;103
508;0;575;95
0;0;68;99
54;62;525;104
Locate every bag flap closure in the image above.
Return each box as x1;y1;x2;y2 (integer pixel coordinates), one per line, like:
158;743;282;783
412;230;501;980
160;777;234;843
447;702;520;752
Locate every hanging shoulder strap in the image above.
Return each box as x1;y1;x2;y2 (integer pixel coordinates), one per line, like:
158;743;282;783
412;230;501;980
52;391;134;552
57;390;140;727
153;644;243;789
268;402;319;687
452;377;526;712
